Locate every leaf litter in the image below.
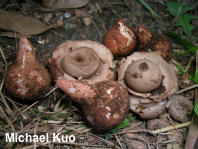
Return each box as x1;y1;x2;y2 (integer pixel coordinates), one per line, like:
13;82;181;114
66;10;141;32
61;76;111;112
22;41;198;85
0;0;198;148
0;9;59;36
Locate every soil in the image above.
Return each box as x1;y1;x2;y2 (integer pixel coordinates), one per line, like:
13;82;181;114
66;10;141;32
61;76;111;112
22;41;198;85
0;0;198;149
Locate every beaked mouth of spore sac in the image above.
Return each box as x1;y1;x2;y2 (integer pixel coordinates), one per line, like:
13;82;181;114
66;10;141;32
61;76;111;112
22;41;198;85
5;133;75;143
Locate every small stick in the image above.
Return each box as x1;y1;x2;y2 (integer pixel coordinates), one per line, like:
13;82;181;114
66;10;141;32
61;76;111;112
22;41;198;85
22;100;39;113
90;133;121;149
0;106;15;131
152;122;190;134
6;96;27;119
176;84;198;94
185;55;194;72
115;134;123;149
45;86;58;97
33;119;39;149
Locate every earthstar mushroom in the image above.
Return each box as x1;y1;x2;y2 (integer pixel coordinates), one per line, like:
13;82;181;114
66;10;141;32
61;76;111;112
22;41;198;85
47;40;116;85
125;59;163;93
56;79;130;130
138;25;173;61
104;18;137;57
117;52;178;119
4;37;51;100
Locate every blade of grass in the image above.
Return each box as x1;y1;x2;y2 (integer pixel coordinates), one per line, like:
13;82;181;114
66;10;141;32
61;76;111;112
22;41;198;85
139;0;164;22
172;47;198;56
163;30;197;55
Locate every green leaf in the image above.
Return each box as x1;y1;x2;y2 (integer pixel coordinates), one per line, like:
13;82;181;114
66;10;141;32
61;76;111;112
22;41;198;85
176;15;197;37
194;68;198;84
194;101;198;114
139;0;164;22
172;47;198;56
186;71;194;80
75;125;86;129
129;115;136;122
105;133;111;140
194;101;198;116
174;63;184;75
110;115;136;133
166;2;196;37
162;30;197;55
166;2;194;17
65;23;70;29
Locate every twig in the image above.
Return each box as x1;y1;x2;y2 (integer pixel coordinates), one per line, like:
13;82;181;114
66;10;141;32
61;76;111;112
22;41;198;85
6;96;27;120
113;129;156;137
185;55;194;72
93;17;107;32
152;122;190;134
17;117;38;135
166;114;177;132
22;100;39;113
91;20;102;42
139;13;144;25
123;122;142;132
54;94;66;112
45;86;58;97
0;105;15;131
90;133;121;149
0;47;14;117
115;134;123;149
0;125;14;133
176;84;198;94
0;92;14;116
34;118;40;149
0;46;7;92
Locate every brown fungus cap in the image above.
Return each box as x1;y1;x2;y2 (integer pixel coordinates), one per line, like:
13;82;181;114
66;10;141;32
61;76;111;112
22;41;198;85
56;79;130;130
138;25;173;61
104;18;137;57
47;40;116;85
4;37;51;100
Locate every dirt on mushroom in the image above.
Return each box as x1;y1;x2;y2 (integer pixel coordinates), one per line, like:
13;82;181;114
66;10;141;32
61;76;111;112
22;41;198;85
56;79;130;130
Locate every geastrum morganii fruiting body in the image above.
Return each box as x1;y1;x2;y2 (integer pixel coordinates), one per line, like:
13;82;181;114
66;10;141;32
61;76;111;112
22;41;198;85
138;25;173;61
4;37;51;100
47;40;116;85
56;79;130;130
117;52;178;119
103;18;137;57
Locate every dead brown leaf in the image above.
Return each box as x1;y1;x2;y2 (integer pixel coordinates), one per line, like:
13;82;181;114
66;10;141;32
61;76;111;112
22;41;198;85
42;0;89;8
0;32;31;38
0;10;56;35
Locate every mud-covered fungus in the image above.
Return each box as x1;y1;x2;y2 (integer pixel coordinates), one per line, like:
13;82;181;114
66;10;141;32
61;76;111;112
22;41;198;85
117;52;178;119
4;37;51;101
104;18;137;57
138;25;173;61
56;79;130;130
47;40;116;85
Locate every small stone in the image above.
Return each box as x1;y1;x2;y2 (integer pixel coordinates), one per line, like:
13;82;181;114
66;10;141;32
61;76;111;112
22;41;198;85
168;95;193;122
147;118;163;131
